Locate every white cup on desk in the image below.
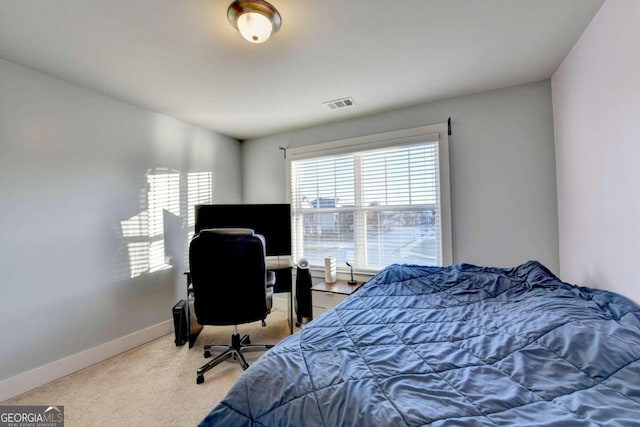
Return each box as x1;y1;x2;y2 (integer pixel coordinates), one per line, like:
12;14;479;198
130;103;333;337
324;256;337;283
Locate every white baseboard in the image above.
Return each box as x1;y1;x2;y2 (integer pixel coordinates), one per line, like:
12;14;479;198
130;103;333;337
0;319;173;402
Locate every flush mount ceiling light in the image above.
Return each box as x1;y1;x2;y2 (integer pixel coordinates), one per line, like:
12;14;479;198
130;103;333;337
227;0;281;44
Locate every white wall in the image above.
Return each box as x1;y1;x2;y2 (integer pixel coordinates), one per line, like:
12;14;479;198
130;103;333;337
243;81;559;272
0;58;242;383
552;0;640;305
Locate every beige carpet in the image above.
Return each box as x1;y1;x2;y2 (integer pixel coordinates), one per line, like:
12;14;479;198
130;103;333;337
2;309;293;426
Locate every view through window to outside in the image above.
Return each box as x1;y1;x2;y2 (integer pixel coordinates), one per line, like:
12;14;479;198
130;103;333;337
290;141;442;270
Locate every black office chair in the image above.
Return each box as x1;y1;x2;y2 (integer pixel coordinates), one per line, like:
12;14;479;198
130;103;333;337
188;228;275;384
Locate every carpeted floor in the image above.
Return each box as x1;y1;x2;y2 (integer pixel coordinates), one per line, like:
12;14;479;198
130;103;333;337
2;309;293;426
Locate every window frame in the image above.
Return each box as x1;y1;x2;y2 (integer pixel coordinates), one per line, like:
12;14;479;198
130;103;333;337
286;123;452;274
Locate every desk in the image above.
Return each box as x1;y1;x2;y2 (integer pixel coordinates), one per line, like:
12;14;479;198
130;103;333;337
267;260;294;334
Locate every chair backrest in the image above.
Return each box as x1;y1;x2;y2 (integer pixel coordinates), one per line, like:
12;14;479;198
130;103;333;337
189;228;268;326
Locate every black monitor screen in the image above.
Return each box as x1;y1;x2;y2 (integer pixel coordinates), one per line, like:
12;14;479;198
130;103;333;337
194;204;291;256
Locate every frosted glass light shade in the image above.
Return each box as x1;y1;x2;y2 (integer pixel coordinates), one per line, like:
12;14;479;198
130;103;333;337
227;0;281;44
237;12;272;43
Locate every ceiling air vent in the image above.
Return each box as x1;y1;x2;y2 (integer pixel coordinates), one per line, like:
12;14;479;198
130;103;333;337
324;97;356;110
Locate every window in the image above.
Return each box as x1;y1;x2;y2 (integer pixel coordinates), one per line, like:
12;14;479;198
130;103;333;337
288;124;451;272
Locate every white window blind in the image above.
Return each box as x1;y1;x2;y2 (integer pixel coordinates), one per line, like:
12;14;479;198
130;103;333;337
289;124;451;271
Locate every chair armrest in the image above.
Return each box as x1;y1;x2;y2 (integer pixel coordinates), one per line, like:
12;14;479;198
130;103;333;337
266;271;276;288
184;272;194;295
265;271;275;313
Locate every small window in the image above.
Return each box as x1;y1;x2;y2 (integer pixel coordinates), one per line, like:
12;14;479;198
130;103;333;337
287;123;452;272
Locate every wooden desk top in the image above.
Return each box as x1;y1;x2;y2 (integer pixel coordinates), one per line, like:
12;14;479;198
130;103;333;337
311;279;363;295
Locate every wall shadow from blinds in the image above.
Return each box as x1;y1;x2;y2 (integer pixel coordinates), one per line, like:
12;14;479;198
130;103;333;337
114;168;213;281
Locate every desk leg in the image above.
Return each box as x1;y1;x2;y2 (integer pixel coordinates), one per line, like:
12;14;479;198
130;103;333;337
271;268;294;334
289;291;294;334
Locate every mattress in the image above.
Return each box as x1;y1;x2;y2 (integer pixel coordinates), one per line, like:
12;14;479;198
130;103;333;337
199;261;640;426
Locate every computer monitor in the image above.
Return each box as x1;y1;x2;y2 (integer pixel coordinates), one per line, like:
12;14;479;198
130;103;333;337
194;204;291;257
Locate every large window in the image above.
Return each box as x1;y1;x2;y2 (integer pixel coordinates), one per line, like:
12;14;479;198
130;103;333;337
288;124;451;272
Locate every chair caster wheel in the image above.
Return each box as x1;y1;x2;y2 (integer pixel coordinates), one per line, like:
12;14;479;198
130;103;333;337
204;351;211;358
197;375;204;384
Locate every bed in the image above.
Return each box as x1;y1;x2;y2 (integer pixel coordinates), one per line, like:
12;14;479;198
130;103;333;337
199;260;640;426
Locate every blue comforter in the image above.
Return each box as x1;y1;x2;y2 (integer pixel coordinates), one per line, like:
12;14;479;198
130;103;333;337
199;261;640;426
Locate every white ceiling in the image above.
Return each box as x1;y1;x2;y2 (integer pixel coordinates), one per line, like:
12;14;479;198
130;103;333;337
0;0;603;140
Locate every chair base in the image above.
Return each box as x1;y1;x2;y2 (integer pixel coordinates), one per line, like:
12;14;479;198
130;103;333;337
196;332;273;384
